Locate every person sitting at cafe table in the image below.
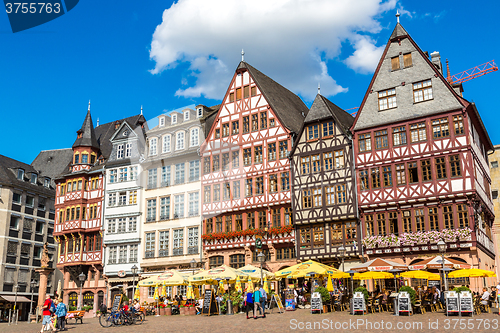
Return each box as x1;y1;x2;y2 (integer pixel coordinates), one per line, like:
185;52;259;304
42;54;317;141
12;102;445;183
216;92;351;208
481;287;490;306
195;298;203;315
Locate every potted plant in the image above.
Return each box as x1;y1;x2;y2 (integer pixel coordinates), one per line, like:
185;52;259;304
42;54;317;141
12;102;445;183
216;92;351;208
179;304;185;315
314;286;331;313
165;304;172;316
398;286;417;305
230;291;243;313
188;303;196;315
354;287;369;302
159;303;166;315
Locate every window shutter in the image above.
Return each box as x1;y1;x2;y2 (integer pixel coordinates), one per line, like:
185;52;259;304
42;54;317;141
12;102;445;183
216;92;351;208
403;53;412;68
391;56;400;70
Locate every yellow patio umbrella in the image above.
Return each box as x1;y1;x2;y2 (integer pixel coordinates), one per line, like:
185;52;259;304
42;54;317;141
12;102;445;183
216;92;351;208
186;283;194;299
401;270;440;280
218;280;225;295
353;271;393;280
448;268;497;278
275;260;341;278
237;264;276;281
134;286;140;300
153;286;159;300
188;265;249;284
326;275;334;292
138;270;188;287
330;271;350;279
264;275;270;294
235;277;242;293
160;284;167;297
246;279;255;293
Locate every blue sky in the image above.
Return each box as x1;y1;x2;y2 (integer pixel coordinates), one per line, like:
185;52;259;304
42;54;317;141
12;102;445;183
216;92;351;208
1;0;499;164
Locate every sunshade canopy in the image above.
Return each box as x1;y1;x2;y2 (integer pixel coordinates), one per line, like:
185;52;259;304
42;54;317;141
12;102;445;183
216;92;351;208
275;260;341;278
400;270;440;280
353;271;394;280
408;256;471;270
448;269;496;278
188;265;249;283
237;264;276;281
351;258;407;272
138;270;188;287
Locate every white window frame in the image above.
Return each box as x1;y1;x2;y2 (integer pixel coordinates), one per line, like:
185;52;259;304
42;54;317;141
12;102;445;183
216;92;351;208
188;227;198;254
159;230;169;257
174;194;184;219
184;111;190;121
147;199;156;221
159;116;165;127
117;144;124;159
108;246;117;264
189;160;199;182
173;229;184;256
149;138;157;156
176;132;185;150
197;108;203;118
162;135;171;153
128;217;137;231
108;219;116;233
129;244;138;263
119;167;127;182
190;128;199;147
125;143;132;158
188;192;199;217
172;114;177;124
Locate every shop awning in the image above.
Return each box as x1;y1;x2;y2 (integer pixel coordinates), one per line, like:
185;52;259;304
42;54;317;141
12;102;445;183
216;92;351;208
108;277;136;283
0;295;32;302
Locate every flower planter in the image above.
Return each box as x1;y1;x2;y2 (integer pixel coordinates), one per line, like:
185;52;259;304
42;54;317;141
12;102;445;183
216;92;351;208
165;307;172;316
188;307;196;315
180;307;186;315
159;307;166;315
323;305;328;313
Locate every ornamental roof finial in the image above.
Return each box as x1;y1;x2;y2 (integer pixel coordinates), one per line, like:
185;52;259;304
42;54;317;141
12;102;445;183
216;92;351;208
241;49;245;62
396;10;400;23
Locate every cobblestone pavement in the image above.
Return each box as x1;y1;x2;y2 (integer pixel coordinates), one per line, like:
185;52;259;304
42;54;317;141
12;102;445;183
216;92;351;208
4;309;500;333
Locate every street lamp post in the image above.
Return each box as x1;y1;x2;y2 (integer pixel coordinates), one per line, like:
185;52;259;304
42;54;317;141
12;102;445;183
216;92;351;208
13;284;18;325
346;270;355;296
28;280;37;323
388;269;402;292
338;246;346;272
190;259;197;275
437;240;448;292
257;252;265;285
131;265;138;300
78;273;86;311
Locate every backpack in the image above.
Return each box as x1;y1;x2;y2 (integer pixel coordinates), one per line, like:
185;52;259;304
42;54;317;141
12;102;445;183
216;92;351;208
49;300;56;314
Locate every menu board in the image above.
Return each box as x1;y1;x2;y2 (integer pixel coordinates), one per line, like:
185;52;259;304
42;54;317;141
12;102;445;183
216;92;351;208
459;291;473;314
398;292;411;314
446;291;459;315
285;289;295;311
428;280;440;288
270;294;284;313
111;295;122;312
352;292;365;314
310;292;323;313
202;289;218;316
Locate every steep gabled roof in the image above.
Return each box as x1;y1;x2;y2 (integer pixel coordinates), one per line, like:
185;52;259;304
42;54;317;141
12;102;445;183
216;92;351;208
237;62;308;134
0;154;54;194
72;110;99;150
389;22;408;40
31;148;74;186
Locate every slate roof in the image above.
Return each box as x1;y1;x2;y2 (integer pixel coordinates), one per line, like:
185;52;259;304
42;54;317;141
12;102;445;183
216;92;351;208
72;110;99;150
389;22;408;40
306;94;354;133
0;154;54;194
237;62;308;134
31;148;74;186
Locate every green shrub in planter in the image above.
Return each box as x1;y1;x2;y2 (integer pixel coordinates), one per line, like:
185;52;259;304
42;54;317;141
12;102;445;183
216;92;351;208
453;286;472;294
314;286;331;304
398;286;416;305
354;287;369;302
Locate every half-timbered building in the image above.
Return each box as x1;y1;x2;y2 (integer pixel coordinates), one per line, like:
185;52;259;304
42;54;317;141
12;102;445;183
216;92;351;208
352;22;496;287
54;106;146;309
201;61;308;272
290;94;360;268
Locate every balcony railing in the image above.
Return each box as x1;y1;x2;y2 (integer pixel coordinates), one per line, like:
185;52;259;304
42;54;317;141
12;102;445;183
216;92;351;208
173;248;183;256
188;247;198;255
147;183;157;190
161;181;171;188
174;178;184;185
145;251;155;259
159;215;170;221
146;216;156;223
159;249;169;257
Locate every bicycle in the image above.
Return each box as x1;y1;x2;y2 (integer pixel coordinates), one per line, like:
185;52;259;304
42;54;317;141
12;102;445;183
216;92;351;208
99;310;121;328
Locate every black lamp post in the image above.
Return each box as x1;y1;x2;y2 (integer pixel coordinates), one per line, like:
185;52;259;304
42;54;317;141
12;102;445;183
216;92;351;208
388;269;401;292
338;246;346;272
257;252;265;285
131;265;138;300
28;279;37;323
437;240;448;291
346;270;356;295
78;273;86;310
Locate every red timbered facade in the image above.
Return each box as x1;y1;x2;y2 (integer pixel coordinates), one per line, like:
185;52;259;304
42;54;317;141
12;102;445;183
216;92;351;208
352;23;495;281
201;61;308;272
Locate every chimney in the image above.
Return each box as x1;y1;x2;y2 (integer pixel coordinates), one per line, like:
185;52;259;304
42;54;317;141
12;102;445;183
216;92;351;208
430;51;443;75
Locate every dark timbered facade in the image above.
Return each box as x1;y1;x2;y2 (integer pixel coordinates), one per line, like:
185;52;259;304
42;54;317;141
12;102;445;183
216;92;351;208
352;23;495;280
291;94;360;267
201;62;308;272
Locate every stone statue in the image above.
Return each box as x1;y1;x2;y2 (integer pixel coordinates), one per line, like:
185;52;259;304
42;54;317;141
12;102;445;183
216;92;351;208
41;242;50;267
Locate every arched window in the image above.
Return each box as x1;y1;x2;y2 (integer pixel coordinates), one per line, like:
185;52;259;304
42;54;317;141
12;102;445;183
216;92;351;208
83;291;94;307
68;292;78;307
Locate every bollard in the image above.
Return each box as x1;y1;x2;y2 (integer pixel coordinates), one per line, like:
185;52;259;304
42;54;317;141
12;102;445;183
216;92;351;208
8;309;11;326
226;299;233;315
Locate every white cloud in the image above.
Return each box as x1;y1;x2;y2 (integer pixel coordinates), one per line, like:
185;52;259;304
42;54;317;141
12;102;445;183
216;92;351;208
344;35;385;74
149;0;396;101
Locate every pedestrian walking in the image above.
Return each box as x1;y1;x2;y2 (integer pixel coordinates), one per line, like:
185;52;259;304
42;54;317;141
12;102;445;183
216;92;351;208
55;298;67;331
40;294;56;332
245;290;254;319
258;284;267;318
253;288;262;319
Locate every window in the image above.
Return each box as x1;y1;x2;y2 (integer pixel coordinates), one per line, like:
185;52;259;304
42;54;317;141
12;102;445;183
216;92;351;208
331;223;342;244
10;215;20;229
233;181;240;199
457;204;468;228
163;135;171;153
205;218;213;234
108;246;117;264
432;118;450;139
118;192;127;206
310;154;320;173
268;143;276;161
303;189;312;208
336;184;346;204
222;153;230;171
118;245;127;263
358;133;371;152
334;150;344;168
389;212;398;235
30;173;38;184
245;179;253;197
345;221;357;244
435;157;447;179
285;207;292;226
403;53;412;67
175;163;185;184
254;146;262;164
149;138;157;156
270;208;280;228
125;143;132;158
44;178;50;188
12;192;21;204
396;164;406;185
243;116;250;133
232;151;239;169
26;195;34;208
415;209;424;232
260;112;267;129
421;159;432;181
377;213;386;235
229;92;235;102
129;245;138;263
391;56;400;70
443;205;453;229
203;157;211;174
204;186;211;203
247;212;255;229
145;232;155;258
116;145;124;159
225;215;232;232
90;154;96;164
258;211;267;229
429;207;438;231
108;193;116;207
252;114;258;131
119;167;127;182
313;188;322;207
325;186;335;205
172;114;177;124
189;160;199;182
360;170;369;190
402;210;412;233
215;216;222;232
160;196;170;220
215;129;220;139
188;227;198;254
454;115;464;135
231;121;239;135
323;121;334;137
408;162;418;183
235;214;243;231
450;155;461;177
222;123;230;137
161;166;171;186
159;117;165;127
493;190;498;200
410;122;426;142
371;168;381;188
279;141;288;159
413;79;433;103
176;132;185;150
383;167;392;187
213;184;220;201
313;226;324;248
301;156;310;174
251;86;257;96
269;174;278;193
130;167;138;181
197;108;203;118
109;169;117;183
375;130;388;149
147;199;156;222
255;177;264;195
129;217;137;232
236;87;242;100
209;256;224;268
74;154;79;164
281;172;290;191
308;124;319;140
324;152;333;171
184;111;190;121
223;182;231;201
365;214;374;236
230;254;245;269
392;126;407;146
174;194;184;219
148;287;155;298
173;229;184;256
148;169;157;188
300;227;311;248
243;149;252;166
378;88;397;111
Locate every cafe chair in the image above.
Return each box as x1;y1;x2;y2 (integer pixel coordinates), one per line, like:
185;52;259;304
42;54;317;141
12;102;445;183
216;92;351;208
414;300;425;314
373;299;381;313
366;299;374;313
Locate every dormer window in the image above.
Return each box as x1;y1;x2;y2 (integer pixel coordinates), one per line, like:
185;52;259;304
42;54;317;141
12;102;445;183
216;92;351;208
172;114;177;124
117;144;124;159
197;108;203;118
115;121;121;130
17;169;24;180
77;131;83;139
74;154;80;164
91;154;96;164
159;117;165;127
82;154;88;164
44;178;51;188
184;111;190;121
31;173;38;184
